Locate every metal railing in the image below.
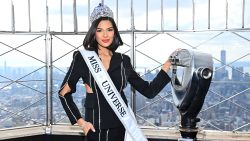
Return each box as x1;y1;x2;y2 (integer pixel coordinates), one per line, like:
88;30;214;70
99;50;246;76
0;0;249;138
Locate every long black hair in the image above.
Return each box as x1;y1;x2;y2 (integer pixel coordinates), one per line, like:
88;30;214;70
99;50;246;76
83;17;123;52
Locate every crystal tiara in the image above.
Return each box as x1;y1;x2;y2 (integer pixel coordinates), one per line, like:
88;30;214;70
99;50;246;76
90;3;114;23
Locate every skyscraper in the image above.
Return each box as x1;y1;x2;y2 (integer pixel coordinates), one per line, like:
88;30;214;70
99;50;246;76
221;50;226;69
214;50;228;80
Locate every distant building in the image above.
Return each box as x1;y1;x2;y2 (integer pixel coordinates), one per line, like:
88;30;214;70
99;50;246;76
214;67;229;80
214;50;229;80
221;50;226;69
232;66;244;81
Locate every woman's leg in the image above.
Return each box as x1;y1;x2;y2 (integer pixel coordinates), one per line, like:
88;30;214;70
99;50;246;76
86;127;125;141
106;127;125;141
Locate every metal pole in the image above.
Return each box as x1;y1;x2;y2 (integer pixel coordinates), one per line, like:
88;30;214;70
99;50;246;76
225;0;228;29
73;0;78;33
146;0;148;31
60;0;63;32
242;0;245;28
45;31;53;134
116;0;119;27
161;0;164;31
176;0;179;30
46;0;49;29
45;0;52;134
88;0;90;28
11;0;15;33
192;0;195;30
130;0;136;113
208;0;211;29
28;0;31;32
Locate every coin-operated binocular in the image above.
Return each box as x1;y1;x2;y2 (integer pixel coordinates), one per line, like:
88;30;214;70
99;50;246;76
169;49;213;141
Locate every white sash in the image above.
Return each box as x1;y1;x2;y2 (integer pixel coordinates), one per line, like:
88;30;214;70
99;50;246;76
79;47;147;141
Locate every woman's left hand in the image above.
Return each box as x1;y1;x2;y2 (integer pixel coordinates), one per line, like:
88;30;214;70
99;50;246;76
162;59;172;72
162;48;182;72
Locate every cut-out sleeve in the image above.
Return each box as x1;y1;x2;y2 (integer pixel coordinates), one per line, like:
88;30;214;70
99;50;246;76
58;51;86;125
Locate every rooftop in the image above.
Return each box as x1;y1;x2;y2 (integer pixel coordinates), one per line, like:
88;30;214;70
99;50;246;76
0;0;250;140
1;125;250;141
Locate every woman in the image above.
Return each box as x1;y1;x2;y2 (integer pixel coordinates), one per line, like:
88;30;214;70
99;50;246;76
59;3;173;141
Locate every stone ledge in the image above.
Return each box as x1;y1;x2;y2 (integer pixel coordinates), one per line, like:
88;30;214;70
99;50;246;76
0;125;249;141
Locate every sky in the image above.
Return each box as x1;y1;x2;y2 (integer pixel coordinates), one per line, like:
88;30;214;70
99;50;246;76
0;0;250;73
0;0;249;31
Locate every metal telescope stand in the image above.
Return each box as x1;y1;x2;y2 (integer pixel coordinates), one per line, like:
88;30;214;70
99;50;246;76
170;49;213;141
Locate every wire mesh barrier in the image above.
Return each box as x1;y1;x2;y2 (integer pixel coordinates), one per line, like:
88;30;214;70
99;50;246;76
0;0;250;140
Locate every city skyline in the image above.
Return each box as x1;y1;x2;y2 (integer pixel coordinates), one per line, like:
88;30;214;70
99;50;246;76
0;0;249;139
0;61;249;131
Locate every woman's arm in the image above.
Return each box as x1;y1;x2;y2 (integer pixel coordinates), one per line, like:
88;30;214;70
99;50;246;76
58;51;85;125
59;83;95;135
124;55;171;99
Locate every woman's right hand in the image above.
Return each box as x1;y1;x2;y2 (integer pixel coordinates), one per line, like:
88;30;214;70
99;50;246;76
78;119;96;136
82;121;96;135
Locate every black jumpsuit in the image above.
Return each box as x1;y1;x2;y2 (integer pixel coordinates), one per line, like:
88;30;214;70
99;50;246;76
58;51;171;141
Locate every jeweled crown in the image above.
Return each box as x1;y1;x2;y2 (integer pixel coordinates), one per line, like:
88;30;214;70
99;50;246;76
90;3;114;23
